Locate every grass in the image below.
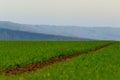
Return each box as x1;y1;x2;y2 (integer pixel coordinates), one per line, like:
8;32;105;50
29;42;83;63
0;41;119;80
0;41;110;70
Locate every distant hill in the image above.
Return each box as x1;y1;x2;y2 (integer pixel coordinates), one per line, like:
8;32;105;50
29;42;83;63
0;21;120;40
0;28;89;41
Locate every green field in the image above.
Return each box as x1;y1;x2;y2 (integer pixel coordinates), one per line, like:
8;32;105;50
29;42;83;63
0;41;120;80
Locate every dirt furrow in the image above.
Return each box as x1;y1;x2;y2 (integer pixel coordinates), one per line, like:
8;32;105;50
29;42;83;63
1;42;114;75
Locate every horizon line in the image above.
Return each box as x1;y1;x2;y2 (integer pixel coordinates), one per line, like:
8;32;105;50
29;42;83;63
0;20;120;28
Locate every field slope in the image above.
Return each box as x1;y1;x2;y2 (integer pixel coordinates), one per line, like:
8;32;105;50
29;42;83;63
0;41;119;80
0;41;110;71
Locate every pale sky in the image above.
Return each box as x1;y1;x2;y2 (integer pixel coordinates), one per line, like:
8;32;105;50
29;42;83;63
0;0;120;27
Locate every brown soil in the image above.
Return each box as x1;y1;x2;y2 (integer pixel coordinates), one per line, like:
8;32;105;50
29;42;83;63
1;42;114;75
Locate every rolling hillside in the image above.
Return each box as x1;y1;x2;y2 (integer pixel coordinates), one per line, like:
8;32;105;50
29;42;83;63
0;21;120;40
0;28;88;40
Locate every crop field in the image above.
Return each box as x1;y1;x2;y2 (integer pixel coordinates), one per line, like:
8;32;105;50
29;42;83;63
0;41;119;80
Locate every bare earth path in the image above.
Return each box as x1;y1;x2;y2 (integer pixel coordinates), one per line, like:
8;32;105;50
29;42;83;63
1;42;114;75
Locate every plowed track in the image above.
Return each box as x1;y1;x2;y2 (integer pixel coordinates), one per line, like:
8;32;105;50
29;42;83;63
1;42;114;75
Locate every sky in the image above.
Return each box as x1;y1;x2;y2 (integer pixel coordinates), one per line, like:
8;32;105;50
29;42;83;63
0;0;120;27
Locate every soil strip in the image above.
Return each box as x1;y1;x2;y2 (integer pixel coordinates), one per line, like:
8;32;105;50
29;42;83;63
1;42;114;75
